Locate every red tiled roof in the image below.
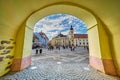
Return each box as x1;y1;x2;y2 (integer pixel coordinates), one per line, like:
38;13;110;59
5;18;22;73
74;34;88;38
39;31;44;35
39;31;49;39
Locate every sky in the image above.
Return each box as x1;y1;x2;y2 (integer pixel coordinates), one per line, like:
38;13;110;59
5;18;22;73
34;14;87;40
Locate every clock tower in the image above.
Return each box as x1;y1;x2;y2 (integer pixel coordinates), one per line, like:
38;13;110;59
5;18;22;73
69;25;74;46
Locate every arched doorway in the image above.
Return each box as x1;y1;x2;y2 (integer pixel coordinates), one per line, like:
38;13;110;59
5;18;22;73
11;3;117;76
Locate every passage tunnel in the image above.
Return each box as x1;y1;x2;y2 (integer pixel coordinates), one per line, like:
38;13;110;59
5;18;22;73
0;0;120;77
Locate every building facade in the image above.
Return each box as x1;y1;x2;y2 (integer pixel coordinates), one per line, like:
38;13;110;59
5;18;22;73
33;31;49;47
49;33;69;46
74;34;88;46
49;26;88;47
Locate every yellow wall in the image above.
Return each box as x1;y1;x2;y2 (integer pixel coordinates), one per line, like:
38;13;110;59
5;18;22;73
88;19;112;59
0;0;120;76
14;23;25;59
97;19;112;59
113;34;120;75
88;25;101;58
22;27;33;57
0;39;15;76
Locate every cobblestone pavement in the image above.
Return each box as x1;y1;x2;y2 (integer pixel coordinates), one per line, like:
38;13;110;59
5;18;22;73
0;47;120;80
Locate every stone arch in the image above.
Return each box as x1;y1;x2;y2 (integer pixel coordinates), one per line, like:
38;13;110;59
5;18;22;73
12;3;117;76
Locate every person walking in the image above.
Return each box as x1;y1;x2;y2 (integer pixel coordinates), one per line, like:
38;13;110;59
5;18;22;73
39;45;42;54
35;44;39;54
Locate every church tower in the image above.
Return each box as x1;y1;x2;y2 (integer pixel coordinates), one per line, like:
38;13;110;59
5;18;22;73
69;25;74;46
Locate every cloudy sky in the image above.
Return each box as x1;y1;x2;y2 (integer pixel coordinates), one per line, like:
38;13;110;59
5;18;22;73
34;14;87;40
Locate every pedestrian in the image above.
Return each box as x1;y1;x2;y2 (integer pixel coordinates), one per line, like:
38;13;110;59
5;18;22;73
70;44;74;51
87;46;89;52
36;45;39;54
72;45;75;51
39;46;42;54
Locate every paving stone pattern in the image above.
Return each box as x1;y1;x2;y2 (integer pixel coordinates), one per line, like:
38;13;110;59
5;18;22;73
0;47;119;80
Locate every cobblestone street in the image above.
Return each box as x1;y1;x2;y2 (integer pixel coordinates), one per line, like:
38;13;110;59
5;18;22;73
0;47;119;80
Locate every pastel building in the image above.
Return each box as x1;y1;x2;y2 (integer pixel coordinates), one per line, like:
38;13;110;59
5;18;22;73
33;31;49;47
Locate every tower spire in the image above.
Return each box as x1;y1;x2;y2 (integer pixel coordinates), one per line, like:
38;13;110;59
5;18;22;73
69;25;74;46
70;25;73;30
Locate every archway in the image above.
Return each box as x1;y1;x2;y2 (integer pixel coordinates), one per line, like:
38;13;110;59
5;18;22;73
11;3;117;76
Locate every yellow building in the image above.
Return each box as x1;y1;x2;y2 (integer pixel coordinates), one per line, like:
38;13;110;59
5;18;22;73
50;26;88;47
50;33;69;46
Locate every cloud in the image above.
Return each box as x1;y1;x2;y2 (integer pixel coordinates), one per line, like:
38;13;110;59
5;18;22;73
62;30;69;35
34;14;87;40
46;31;59;40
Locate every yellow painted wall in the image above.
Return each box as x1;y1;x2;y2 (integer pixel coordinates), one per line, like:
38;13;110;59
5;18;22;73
14;24;25;58
113;34;120;75
10;23;26;72
0;0;120;76
26;4;97;28
0;39;15;76
97;19;112;59
112;36;120;75
88;25;101;58
10;24;32;72
13;24;33;58
22;27;33;57
88;19;112;59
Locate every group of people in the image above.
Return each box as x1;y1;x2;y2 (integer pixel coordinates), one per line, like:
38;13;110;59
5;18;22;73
70;45;75;51
48;45;67;51
48;45;54;50
47;45;76;51
33;44;43;54
47;45;89;52
33;43;89;54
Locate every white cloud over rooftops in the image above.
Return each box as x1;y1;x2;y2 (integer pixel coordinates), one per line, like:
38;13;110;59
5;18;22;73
34;14;87;40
